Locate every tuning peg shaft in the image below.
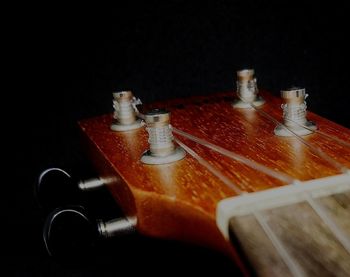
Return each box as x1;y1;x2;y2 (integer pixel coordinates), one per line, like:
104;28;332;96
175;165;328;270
36;167;105;209
43;206;136;257
78;178;105;192
98;217;136;238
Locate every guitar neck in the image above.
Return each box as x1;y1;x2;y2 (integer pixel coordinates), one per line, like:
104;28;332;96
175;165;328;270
221;175;350;276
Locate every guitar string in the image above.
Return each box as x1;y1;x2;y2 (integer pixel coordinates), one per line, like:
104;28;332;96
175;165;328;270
172;127;295;184
253;210;305;277
175;138;304;276
303;192;350;253
174;139;243;194
139;109;350;254
249;103;349;174
248;103;350;254
173;123;350;254
282;118;350;149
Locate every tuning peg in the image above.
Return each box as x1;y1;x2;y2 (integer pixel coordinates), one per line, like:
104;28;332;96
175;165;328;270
43;205;96;257
43;205;136;257
35;167;105;210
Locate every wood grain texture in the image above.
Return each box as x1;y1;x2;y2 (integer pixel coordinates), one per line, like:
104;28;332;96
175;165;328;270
229;191;350;277
79;91;350;273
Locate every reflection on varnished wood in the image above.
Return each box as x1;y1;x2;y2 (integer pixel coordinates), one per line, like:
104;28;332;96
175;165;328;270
79;91;350;272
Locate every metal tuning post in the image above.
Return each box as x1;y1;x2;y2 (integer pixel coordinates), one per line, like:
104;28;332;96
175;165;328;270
141;109;186;165
274;87;317;136
43;206;136;257
110;91;144;132
232;69;265;108
35;167;105;210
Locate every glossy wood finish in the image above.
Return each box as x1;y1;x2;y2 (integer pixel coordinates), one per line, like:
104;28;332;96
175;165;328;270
79;91;350;273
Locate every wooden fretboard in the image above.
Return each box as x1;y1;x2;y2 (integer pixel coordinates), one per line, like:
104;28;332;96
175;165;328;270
222;176;350;276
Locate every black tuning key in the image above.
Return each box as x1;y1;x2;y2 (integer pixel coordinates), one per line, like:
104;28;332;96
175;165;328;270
35;167;104;211
43;205;135;258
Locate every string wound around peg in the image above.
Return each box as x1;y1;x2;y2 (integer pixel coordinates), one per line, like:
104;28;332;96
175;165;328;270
274;87;317;137
110;91;144;132
141;109;186;165
232;69;265;108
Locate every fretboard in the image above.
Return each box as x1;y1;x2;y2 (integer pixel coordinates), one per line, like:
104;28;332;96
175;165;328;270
219;174;350;276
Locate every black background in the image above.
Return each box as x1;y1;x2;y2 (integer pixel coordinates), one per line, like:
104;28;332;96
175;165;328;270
7;1;350;276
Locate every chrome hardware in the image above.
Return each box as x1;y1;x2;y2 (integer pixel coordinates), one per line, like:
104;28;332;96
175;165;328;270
110;91;144;132
232;69;265;108
274;87;317;136
141;109;186;164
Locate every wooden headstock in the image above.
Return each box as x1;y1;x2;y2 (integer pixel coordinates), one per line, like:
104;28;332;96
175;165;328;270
78;89;350;276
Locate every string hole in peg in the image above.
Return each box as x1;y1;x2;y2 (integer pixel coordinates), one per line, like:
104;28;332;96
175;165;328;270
274;87;317;137
232;69;265;109
110;90;144;132
141;109;186;165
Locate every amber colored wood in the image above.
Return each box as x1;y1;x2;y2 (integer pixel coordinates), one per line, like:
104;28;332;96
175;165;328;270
229;191;350;276
78;91;350;274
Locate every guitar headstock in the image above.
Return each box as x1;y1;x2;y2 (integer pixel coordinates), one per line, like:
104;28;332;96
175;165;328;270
78;71;350;275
